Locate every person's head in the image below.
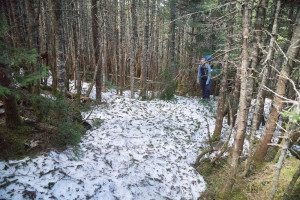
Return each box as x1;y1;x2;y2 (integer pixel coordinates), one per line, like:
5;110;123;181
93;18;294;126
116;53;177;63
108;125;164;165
200;57;206;64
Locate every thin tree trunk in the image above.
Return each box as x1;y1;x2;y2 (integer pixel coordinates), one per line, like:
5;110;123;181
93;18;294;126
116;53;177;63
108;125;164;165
243;0;280;176
212;4;235;141
220;1;251;198
141;0;150;99
130;0;138;98
102;0;107;92
92;0;101;101
114;0;119;92
25;0;41;94
72;0;81;102
119;0;125;95
253;8;300;164
169;0;177;76
49;0;58;90
9;0;22;47
267;131;293;200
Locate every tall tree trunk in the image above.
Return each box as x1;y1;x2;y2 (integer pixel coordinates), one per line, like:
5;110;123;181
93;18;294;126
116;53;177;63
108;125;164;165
231;59;242;126
213;4;235;141
53;0;66;98
169;0;177;76
25;0;40;94
9;0;22;47
92;0;102;101
253;8;300;164
243;0;280;176
155;0;159;80
220;1;251;198
49;0;58;90
141;0;150;99
24;0;34;49
130;0;138;98
114;0;119;92
73;0;81;102
102;0;108;92
119;0;125;95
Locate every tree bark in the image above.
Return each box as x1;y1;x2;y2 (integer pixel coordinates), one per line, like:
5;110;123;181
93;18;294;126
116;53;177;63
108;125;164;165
253;8;300;164
220;1;251;198
52;0;66;98
267;131;292;200
213;3;235;141
9;0;22;47
119;0;125;95
130;0;138;98
243;0;280;176
92;0;102;101
25;0;41;94
169;0;177;76
72;0;81;102
141;0;150;100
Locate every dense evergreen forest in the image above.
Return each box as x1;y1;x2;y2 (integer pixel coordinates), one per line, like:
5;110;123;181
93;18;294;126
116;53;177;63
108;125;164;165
0;0;300;199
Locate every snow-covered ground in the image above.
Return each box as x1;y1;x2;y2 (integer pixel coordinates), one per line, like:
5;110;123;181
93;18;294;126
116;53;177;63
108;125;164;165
0;86;221;199
1;77;283;199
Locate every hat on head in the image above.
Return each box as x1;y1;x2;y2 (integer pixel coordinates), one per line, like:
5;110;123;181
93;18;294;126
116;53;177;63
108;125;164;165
203;55;212;60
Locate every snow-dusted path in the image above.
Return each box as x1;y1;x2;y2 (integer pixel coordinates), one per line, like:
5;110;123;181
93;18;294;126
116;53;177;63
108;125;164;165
0;91;218;200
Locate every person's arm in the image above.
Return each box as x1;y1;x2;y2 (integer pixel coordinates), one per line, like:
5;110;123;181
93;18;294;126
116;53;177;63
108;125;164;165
197;65;201;83
206;63;212;85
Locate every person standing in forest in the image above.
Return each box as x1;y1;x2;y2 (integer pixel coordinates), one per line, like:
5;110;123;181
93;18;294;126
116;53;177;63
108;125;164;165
197;56;212;99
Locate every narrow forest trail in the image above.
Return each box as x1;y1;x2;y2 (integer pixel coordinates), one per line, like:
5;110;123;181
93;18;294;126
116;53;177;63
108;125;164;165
0;89;221;200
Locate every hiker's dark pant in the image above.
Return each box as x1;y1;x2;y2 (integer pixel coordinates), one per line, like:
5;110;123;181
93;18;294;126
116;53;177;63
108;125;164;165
201;78;210;99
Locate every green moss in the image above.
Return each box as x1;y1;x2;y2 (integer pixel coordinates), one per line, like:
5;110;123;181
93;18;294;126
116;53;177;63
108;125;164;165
246;157;300;200
231;188;248;200
197;156;300;200
197;158;214;176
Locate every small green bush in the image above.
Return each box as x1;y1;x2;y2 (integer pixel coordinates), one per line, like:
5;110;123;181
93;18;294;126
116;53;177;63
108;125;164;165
58;122;83;146
30;94;84;146
159;69;177;100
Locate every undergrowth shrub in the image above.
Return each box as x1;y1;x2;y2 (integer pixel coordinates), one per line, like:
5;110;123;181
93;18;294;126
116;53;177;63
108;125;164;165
58;122;83;146
30;94;84;146
159;69;177;100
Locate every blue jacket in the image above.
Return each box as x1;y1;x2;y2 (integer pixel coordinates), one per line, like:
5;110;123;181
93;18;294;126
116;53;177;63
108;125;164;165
197;63;212;85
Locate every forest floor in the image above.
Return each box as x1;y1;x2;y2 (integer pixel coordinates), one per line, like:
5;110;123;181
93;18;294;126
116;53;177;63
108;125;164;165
0;83;223;200
1;80;299;200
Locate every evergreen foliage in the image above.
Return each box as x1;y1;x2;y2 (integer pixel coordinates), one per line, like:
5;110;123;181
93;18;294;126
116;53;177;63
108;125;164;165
29;94;85;146
159;69;177;100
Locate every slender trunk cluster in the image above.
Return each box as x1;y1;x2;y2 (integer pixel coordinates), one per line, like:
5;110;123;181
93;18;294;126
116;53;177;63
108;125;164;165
253;8;300;164
243;0;281;176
